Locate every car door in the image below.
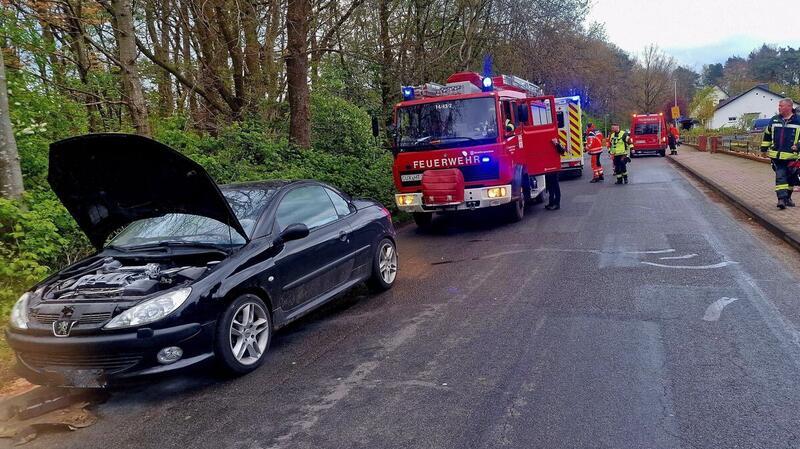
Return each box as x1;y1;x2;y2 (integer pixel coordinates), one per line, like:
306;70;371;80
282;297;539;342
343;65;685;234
520;96;561;175
273;185;354;312
324;186;373;278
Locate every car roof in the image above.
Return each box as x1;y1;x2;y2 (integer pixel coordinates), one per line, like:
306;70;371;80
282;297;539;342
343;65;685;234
220;180;296;190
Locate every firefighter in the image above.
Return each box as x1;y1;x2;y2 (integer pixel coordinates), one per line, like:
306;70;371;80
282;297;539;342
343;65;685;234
608;123;631;184
586;124;604;182
545;138;567;210
760;98;800;209
668;123;680;155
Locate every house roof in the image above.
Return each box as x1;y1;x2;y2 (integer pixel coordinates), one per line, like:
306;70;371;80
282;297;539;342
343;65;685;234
714;85;790;111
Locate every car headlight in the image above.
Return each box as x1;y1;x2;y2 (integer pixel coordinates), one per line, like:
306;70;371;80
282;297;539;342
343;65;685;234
104;287;192;330
9;292;31;330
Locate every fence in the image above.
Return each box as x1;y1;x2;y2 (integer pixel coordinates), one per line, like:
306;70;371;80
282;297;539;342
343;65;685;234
683;133;763;156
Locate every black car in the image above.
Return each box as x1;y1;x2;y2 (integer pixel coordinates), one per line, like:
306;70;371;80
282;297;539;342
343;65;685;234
6;134;398;387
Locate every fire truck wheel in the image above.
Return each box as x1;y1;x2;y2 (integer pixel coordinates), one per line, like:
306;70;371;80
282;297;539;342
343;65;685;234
413;212;433;229
522;177;532;210
659;150;666;157
506;196;524;222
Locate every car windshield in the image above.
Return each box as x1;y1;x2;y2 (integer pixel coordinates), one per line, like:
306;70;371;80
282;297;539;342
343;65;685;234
396;97;498;151
634;122;661;135
108;187;276;248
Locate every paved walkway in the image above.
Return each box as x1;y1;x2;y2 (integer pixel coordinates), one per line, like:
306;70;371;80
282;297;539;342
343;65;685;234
670;144;800;249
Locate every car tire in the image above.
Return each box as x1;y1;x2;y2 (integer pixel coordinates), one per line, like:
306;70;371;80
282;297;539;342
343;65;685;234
413;212;433;229
367;238;398;292
214;294;272;376
659;150;666;157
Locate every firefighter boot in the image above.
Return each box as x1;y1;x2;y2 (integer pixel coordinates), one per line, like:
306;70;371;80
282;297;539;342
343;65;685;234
615;177;623;185
623;175;629;184
778;198;787;210
787;198;796;207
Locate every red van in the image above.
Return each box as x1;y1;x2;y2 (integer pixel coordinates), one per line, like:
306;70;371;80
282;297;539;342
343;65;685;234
630;113;667;157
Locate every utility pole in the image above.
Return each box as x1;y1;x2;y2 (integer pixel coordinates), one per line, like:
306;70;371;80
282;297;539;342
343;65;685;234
674;78;678;127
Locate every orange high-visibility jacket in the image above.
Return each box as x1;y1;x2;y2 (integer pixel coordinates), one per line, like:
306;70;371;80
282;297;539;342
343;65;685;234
586;132;604;155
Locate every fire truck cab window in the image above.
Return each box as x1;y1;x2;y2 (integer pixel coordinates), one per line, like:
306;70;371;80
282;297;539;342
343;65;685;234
395;97;499;151
530;99;553;126
502;101;514;133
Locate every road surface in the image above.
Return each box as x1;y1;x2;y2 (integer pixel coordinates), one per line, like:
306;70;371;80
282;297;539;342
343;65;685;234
12;156;800;449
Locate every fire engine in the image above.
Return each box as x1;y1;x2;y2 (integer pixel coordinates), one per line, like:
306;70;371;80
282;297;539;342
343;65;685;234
630;113;668;157
555;96;584;176
390;72;562;228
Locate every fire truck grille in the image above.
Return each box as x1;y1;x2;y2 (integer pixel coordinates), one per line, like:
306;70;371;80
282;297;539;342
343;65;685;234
401;162;500;186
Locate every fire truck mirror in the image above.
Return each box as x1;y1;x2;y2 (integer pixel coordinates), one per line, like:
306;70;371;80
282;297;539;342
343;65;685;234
371;115;380;137
516;104;529;124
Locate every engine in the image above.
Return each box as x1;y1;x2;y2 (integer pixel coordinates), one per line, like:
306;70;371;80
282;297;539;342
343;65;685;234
46;257;208;300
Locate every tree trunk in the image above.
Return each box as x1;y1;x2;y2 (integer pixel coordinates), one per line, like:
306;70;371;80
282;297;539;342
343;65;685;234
286;0;312;148
0;49;24;199
111;0;152;136
378;0;393;126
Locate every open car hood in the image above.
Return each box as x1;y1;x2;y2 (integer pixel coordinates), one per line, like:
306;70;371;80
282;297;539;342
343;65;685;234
48;133;248;250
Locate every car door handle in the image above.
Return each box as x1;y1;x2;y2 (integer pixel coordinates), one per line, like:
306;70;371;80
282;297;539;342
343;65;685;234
338;231;348;242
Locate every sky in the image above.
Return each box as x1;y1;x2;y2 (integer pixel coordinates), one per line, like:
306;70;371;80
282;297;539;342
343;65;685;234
586;0;800;69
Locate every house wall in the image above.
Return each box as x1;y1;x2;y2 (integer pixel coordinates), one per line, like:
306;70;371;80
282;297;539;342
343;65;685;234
710;90;798;129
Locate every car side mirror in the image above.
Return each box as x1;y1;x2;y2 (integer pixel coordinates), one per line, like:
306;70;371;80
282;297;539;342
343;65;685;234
275;223;309;245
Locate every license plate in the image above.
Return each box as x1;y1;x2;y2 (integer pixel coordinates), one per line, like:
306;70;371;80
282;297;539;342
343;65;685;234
401;173;423;182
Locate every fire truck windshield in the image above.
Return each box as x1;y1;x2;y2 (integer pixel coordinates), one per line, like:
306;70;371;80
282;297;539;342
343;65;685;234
396;97;498;151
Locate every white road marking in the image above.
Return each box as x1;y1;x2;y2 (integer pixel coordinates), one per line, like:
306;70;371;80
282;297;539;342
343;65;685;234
659;253;698;260
624;249;675;254
641;261;738;269
703;297;739;321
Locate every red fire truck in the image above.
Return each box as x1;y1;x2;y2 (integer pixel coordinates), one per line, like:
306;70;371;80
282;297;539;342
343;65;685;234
391;72;562;228
630;113;668;157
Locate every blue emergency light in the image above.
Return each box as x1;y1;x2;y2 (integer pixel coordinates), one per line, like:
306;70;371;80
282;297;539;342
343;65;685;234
401;86;415;100
481;156;491;163
481;77;493;92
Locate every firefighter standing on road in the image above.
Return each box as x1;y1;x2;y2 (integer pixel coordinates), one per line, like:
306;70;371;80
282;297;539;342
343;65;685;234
668;124;680;155
586;123;605;182
608;124;631;184
761;98;800;209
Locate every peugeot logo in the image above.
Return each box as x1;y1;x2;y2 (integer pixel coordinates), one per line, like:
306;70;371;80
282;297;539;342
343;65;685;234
53;320;76;337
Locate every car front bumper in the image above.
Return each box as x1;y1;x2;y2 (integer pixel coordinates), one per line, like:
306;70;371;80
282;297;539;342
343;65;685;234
5;321;216;387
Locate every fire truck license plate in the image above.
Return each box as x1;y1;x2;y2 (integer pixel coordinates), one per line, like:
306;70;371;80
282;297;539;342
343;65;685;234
401;174;423;182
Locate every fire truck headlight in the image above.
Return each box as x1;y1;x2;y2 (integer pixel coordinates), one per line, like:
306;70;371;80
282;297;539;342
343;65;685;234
481;156;491;163
396;194;416;206
486;187;507;198
481;77;493;91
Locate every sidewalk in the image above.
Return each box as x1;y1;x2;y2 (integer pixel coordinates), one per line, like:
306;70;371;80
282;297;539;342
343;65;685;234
669;144;800;250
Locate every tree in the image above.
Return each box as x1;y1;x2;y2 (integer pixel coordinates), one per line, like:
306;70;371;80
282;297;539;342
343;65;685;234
0;48;24;199
702;63;723;86
110;0;152;136
631;45;675;114
286;0;312;148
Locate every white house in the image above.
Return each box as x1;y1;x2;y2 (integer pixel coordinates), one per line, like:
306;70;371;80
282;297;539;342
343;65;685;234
690;85;728;118
710;85;799;129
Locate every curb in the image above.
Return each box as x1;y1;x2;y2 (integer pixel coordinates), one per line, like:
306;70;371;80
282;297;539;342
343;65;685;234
667;154;800;253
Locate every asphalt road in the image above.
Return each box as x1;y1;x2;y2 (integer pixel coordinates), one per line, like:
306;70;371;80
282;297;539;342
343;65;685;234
13;154;800;449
